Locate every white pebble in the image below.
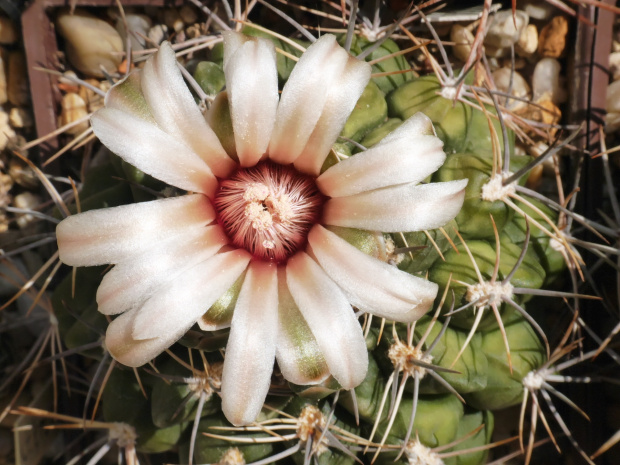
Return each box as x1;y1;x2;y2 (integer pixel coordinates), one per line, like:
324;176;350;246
484;10;529;50
492;67;531;112
532;58;567;104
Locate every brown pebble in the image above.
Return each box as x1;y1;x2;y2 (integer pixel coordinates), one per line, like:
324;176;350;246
516;97;562;137
538;16;568;58
59;93;89;135
9;159;38;189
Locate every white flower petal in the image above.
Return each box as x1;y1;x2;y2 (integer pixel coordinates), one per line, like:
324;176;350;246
308;225;437;321
97;225;228;315
197;273;244;332
57;195;215;266
91;108;217;195
286;251;367;389
141;42;234;178
379;111;436;144
105;309;180;367
268;34;349;165
131;249;251;340
293;58;371;176
222;31;249;66
275;268;330;386
322;179;468;232
104;71;154;122
316;114;445;197
221;261;278;426
223;32;278;167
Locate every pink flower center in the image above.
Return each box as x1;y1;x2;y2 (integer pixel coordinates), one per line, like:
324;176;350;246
214;161;325;262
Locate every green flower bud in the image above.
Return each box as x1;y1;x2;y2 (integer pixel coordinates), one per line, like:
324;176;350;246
464;318;545;410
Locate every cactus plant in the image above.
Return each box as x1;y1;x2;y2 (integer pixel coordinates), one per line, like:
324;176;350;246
2;2;620;465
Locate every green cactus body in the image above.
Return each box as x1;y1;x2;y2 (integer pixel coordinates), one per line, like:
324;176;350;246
375;394;464;463
339;353;388;422
340;80;388;146
150;359;221;428
387;75;514;155
387;76;471;154
360;117;403;148
444;409;494;465
412;317;489;395
346;36;414;94
464;318;545;410
184;415;274;463
102;368;183;453
393;219;459;274
429;239;545;331
433;153;532;239
42;28;572;465
63;303;107;350
52;266;106;340
501;198;566;281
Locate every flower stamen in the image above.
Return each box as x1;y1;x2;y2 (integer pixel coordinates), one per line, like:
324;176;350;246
215;162;325;262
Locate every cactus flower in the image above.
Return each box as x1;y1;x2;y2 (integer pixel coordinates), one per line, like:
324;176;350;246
56;33;467;425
